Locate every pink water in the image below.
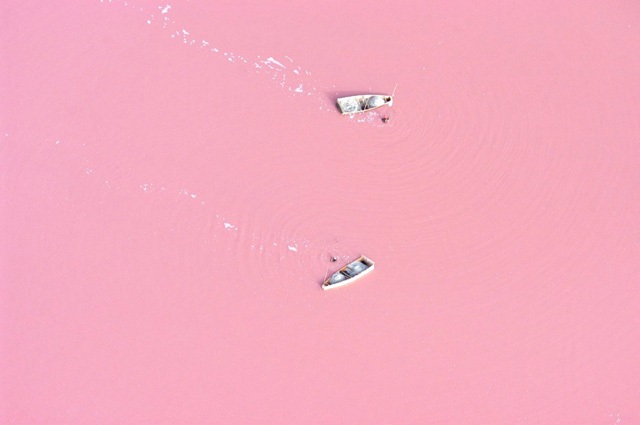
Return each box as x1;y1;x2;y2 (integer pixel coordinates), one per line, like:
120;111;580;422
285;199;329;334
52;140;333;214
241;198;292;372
2;0;640;423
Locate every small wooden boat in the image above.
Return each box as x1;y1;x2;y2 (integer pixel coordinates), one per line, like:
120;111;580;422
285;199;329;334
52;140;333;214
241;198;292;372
336;84;397;115
322;256;375;290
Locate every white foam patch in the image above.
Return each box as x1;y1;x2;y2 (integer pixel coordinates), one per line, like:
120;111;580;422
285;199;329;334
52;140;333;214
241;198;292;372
263;57;285;68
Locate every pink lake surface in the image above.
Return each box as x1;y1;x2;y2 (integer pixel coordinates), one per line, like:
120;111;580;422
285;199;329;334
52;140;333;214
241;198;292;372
2;0;640;423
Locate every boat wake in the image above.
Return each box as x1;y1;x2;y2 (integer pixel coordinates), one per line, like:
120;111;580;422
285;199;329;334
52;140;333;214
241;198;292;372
99;0;322;98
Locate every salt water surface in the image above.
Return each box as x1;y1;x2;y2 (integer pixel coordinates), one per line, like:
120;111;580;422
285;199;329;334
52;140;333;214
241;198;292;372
2;0;640;423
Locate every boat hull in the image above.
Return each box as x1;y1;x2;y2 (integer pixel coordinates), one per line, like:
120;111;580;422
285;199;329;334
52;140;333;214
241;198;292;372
322;256;375;290
337;95;393;115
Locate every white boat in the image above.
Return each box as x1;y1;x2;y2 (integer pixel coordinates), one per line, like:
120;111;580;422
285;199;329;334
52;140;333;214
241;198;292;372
336;84;397;115
337;94;393;114
322;256;375;290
